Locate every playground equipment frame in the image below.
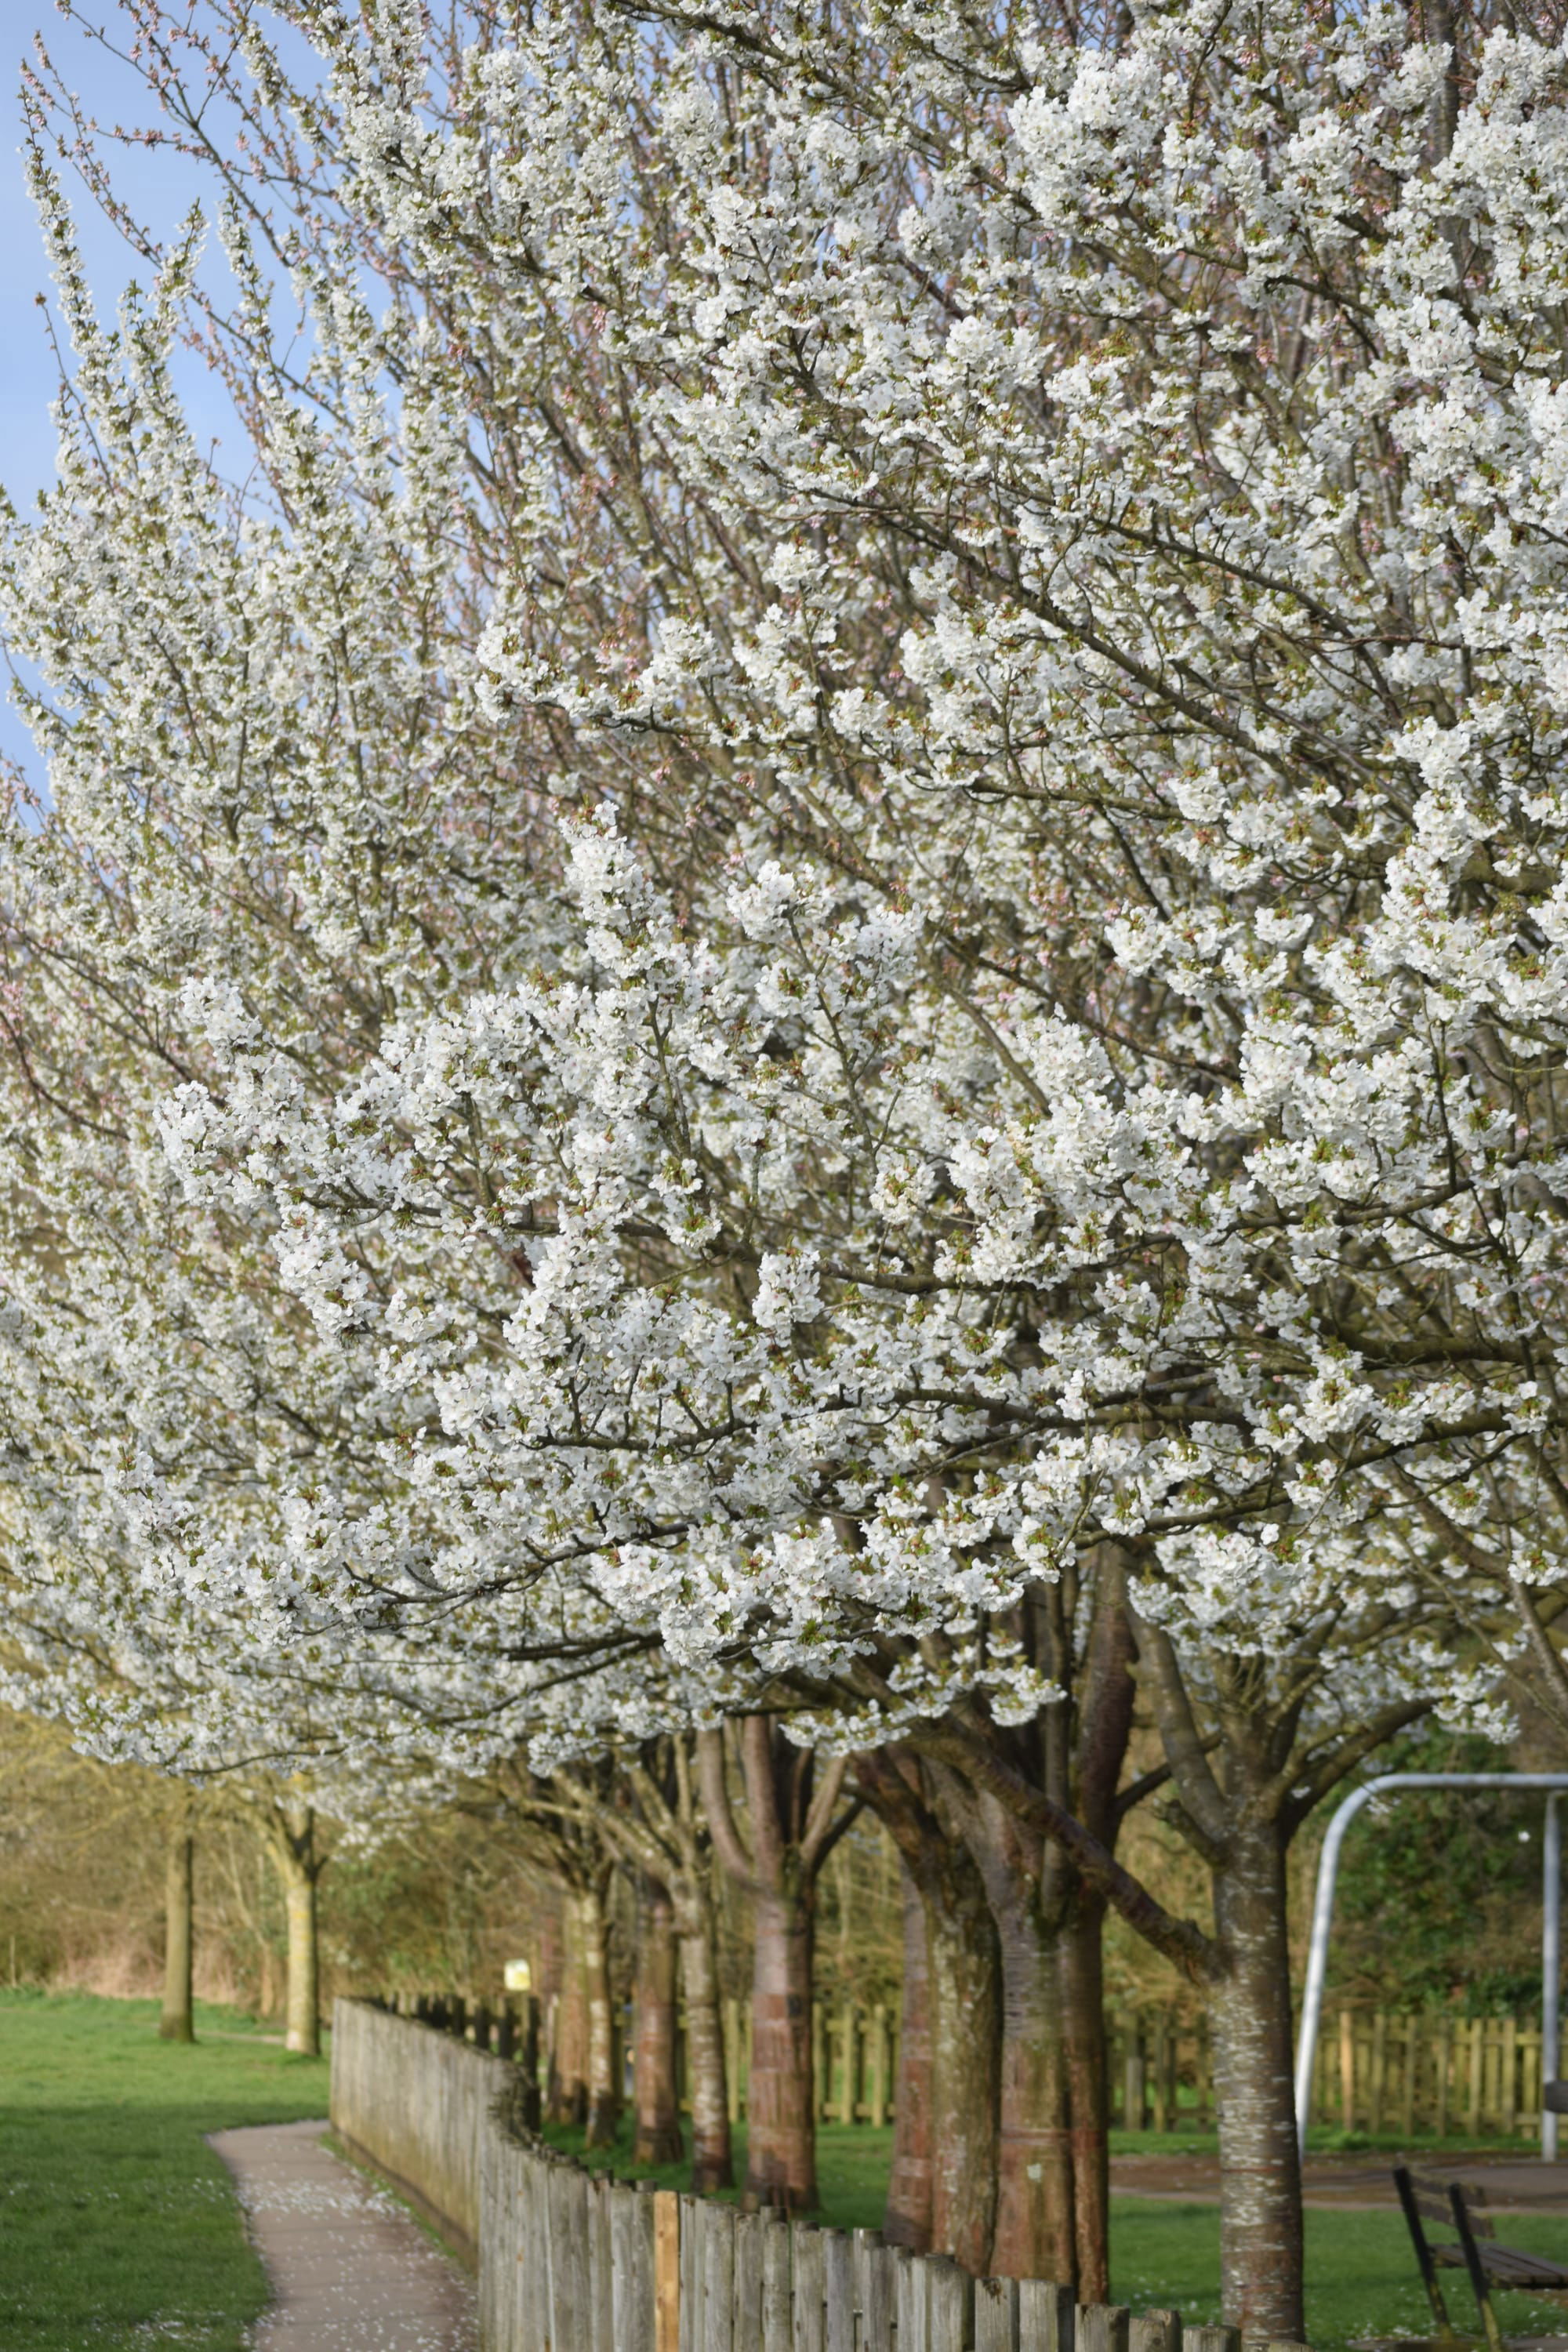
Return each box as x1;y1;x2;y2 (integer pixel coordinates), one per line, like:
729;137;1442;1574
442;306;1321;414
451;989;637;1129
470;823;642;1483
1294;1773;1568;2161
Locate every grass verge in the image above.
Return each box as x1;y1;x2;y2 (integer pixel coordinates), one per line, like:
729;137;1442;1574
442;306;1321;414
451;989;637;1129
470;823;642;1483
0;1987;330;2351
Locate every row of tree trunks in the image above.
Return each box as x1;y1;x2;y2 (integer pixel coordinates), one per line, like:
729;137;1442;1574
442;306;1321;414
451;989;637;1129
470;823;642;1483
499;1671;1323;2342
159;1800;326;2056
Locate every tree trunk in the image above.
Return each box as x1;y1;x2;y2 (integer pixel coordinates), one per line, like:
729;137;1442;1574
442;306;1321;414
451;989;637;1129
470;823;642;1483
633;1877;683;2162
992;1892;1073;2280
284;1871;318;2057
884;1868;932;2251
746;1882;817;2212
550;1892;590;2126
1207;1822;1305;2338
265;1804;322;2059
957;1792;1073;2283
699;1719;840;2216
924;1846;1001;2273
582;1878;620;2148
675;1889;733;2191
1062;1891;1110;2303
159;1830;195;2044
857;1748;1002;2271
258;1941;281;2025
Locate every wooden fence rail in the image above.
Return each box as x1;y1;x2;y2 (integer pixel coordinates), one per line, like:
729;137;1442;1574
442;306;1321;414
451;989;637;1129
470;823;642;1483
339;2001;1290;2352
396;1990;1552;2143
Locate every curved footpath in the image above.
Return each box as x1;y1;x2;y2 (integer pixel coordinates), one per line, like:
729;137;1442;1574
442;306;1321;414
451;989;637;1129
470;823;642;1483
211;2118;477;2351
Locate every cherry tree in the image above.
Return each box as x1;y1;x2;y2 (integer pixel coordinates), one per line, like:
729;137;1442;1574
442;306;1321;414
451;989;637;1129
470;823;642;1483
6;0;1568;2330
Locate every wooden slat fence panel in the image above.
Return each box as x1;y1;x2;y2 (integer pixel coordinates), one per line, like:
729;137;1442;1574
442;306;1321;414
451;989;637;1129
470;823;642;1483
1109;2005;1548;2140
335;2001;1327;2351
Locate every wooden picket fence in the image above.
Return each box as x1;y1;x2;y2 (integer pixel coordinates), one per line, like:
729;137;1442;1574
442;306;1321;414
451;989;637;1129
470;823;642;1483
401;1988;1553;2144
1301;2009;1547;2140
1109;2010;1549;2140
336;2000;1283;2352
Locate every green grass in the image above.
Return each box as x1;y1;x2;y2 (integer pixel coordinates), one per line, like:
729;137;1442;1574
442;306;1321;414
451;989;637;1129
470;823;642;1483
1116;2198;1568;2350
0;1988;331;2350
545;2117;1568;2350
540;2113;896;2228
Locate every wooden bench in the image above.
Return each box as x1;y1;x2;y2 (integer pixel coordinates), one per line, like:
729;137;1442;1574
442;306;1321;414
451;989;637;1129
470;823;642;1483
1393;2163;1568;2351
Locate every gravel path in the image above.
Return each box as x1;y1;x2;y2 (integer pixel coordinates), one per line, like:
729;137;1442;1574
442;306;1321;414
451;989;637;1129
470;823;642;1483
210;2118;477;2352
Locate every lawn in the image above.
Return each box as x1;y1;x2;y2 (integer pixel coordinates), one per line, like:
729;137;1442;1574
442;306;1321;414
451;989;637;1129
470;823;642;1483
544;2116;1568;2350
0;1988;330;2351
8;1993;1568;2352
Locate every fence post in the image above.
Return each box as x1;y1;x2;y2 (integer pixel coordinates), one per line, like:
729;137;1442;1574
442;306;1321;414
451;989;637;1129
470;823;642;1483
976;2275;1021;2352
822;2228;854;2352
891;2249;924;2352
1186;2329;1240;2352
703;2201;736;2352
682;2196;702;2352
761;2209;791;2351
793;2224;826;2352
734;2212;765;2348
655;2188;681;2352
1436;2019;1450;2139
1018;2283;1076;2352
1078;2307;1130;2352
869;2004;890;2129
855;2227;895;2352
613;2181;657;2351
926;2255;973;2352
589;2173;614;2352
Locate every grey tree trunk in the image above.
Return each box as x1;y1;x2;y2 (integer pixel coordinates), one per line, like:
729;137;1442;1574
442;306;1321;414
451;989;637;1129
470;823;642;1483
264;1803;325;2059
1207;1821;1305;2339
581;1876;621;2149
924;1839;1002;2274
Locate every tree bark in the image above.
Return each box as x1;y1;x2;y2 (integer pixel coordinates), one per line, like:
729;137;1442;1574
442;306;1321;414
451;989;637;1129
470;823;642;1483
263;1803;324;2059
549;1890;590;2126
857;1750;1000;2271
582;1876;620;2148
1207;1820;1304;2339
924;1840;1002;2272
159;1828;195;2044
1062;1891;1110;2302
748;1880;817;2212
884;1867;932;2251
673;1883;734;2190
987;1855;1074;2282
699;1718;846;2214
633;1875;683;2165
283;1868;319;2058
